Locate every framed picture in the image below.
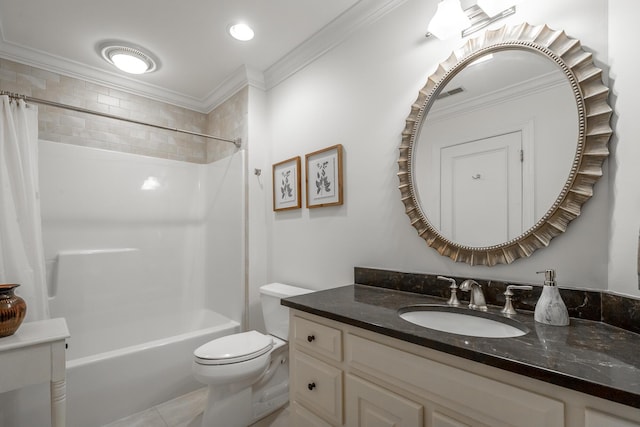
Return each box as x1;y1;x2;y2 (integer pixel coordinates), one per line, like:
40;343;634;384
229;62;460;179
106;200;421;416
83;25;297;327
272;156;302;211
305;144;344;208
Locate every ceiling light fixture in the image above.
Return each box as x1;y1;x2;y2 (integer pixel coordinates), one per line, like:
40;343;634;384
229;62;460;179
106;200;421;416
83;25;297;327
228;23;255;41
100;43;158;74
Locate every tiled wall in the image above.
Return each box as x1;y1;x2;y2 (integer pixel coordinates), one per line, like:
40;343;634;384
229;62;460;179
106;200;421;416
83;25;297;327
206;86;248;162
0;58;246;163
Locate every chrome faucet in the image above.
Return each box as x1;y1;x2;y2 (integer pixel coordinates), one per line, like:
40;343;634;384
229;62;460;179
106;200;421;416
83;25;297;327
459;279;488;311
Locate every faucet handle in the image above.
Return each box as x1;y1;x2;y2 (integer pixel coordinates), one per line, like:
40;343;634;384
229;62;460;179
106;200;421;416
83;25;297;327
437;276;460;306
501;285;533;316
437;276;456;287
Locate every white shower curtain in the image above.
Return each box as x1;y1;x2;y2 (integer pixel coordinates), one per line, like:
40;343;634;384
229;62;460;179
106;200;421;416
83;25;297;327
0;95;49;322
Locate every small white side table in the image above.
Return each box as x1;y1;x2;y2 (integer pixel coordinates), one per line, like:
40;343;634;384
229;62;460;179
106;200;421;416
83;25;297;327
0;318;70;427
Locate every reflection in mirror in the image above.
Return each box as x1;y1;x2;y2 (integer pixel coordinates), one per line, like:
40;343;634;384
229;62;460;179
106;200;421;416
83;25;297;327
398;23;612;266
413;49;579;247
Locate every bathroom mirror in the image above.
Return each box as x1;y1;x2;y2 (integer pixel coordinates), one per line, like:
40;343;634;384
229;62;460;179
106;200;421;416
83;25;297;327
398;23;612;266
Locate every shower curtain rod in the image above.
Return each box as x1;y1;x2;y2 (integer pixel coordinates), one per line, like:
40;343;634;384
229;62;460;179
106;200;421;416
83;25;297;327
0;91;241;147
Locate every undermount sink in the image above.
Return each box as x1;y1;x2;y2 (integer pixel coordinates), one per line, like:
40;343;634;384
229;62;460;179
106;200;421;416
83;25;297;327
398;305;528;338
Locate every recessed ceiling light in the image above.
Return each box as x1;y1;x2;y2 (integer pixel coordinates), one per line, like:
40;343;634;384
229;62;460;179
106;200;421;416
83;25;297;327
229;23;254;41
100;43;158;74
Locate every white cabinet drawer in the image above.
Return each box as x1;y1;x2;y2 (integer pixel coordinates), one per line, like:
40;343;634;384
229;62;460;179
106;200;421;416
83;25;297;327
292;315;342;361
292;351;343;425
346;333;565;427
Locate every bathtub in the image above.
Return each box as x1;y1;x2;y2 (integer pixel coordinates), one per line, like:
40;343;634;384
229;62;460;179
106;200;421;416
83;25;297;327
65;308;240;427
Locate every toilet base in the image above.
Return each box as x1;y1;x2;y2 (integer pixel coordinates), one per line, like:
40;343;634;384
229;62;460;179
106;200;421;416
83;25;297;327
202;385;252;427
201;382;289;427
199;340;290;427
250;344;289;422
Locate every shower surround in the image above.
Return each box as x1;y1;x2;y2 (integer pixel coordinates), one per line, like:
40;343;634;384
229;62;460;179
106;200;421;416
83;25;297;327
1;140;245;427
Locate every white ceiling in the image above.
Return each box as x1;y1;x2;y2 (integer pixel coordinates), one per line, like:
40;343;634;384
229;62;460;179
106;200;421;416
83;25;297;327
0;0;404;112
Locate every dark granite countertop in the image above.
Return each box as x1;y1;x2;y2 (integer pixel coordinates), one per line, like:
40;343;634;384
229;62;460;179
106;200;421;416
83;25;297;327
282;284;640;409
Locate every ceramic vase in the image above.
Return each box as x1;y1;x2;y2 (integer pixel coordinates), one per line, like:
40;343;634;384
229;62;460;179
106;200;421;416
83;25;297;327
0;284;27;337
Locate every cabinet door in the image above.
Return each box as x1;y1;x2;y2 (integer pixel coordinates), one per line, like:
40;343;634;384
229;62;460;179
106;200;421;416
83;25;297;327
347;334;564;427
290;401;334;427
585;409;640;427
345;374;423;427
432;412;472;427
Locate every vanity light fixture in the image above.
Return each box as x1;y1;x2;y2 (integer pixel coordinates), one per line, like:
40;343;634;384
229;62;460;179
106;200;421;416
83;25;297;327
100;42;158;74
427;0;471;40
477;0;518;17
228;23;254;41
427;0;517;40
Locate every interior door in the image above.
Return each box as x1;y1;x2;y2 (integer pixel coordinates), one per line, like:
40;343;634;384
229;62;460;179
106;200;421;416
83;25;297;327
440;131;523;247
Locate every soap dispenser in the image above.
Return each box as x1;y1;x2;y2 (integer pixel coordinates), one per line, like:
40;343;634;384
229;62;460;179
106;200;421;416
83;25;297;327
534;269;569;326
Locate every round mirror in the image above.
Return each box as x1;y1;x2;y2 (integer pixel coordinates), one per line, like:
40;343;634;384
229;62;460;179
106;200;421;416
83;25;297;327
398;23;612;266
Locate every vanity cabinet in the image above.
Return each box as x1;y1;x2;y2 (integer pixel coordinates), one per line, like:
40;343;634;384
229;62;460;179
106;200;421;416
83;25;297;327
289;310;640;427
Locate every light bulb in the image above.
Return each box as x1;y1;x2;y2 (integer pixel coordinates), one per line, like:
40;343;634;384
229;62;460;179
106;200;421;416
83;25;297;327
229;23;254;41
427;0;471;40
111;53;149;74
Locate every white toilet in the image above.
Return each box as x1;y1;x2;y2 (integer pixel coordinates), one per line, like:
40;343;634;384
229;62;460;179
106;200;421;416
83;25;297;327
192;283;312;427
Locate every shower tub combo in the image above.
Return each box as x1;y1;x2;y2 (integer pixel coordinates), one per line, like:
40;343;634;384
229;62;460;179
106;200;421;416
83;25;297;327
38;141;245;426
48;247;242;426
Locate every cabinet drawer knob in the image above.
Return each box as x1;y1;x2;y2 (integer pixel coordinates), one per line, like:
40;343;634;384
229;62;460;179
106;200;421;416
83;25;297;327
307;382;316;391
307;335;315;342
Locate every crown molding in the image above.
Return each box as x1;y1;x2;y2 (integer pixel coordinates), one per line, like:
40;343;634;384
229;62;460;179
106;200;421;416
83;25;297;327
264;0;409;89
0;0;406;112
201;65;266;112
0;38;215;113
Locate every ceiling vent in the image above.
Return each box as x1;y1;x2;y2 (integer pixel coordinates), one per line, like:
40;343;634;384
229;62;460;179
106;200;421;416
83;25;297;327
436;87;464;100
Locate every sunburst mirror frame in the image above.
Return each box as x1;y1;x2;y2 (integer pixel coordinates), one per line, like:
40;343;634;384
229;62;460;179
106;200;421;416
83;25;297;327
398;23;612;266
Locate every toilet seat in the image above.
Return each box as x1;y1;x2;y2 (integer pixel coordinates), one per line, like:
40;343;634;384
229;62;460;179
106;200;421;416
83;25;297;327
194;330;274;365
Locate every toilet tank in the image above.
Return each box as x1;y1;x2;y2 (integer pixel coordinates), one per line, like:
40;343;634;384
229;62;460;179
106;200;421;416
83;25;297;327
260;283;313;340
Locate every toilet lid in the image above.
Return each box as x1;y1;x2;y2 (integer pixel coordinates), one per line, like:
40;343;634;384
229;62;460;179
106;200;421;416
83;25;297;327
194;330;274;365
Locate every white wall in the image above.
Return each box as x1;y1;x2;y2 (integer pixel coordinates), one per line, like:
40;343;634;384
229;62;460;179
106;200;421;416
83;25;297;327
247;85;271;331
608;0;640;297
265;0;615;291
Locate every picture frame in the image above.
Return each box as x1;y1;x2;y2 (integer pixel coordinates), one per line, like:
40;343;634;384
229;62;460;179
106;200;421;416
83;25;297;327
272;156;302;211
305;144;344;208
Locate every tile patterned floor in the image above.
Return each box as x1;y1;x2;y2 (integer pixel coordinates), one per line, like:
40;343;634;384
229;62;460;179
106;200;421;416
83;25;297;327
102;388;290;427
